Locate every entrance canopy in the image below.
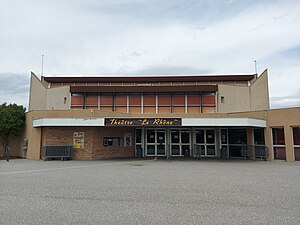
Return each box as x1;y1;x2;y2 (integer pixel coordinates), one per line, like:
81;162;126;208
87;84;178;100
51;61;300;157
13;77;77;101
182;118;266;127
33;117;266;128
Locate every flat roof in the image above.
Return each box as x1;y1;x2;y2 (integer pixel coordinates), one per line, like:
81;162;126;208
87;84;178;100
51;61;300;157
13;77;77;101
43;74;256;83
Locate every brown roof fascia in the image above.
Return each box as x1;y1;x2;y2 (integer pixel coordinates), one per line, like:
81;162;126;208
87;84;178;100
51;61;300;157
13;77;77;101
44;75;255;83
70;85;218;93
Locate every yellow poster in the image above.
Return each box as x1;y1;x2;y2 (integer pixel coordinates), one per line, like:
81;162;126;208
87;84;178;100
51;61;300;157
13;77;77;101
73;132;84;148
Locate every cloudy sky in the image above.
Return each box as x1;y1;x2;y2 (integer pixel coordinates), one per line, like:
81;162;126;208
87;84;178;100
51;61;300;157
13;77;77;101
0;0;300;109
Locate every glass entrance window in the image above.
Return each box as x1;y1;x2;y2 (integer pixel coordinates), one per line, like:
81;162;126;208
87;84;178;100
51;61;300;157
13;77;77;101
147;145;155;155
196;130;204;143
181;145;190;156
136;129;142;144
146;129;155;155
157;130;165;155
146;129;166;156
228;129;247;157
206;130;215;155
157;130;165;144
253;128;266;159
171;130;180;155
220;129;228;158
147;130;155;143
171;130;180;143
206;130;215;144
181;130;190;143
195;130;205;155
135;129;142;156
254;128;265;145
229;129;247;144
157;145;165;155
207;145;215;155
195;129;216;156
171;145;180;155
170;129;190;156
181;130;190;155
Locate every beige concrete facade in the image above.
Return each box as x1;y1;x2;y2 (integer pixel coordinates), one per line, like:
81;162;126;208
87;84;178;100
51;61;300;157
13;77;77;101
217;85;251;112
20;107;300;161
217;69;269;113
46;86;71;110
250;70;270;111
29;72;71;111
28;72;47;110
22;112;42;160
7;70;297;162
30;71;270;114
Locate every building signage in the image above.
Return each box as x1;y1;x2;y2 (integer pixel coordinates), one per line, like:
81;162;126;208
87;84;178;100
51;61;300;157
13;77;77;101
105;118;182;126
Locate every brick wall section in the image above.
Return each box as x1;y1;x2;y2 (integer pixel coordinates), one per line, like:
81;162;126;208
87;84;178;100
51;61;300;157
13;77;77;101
92;127;135;159
41;127;135;159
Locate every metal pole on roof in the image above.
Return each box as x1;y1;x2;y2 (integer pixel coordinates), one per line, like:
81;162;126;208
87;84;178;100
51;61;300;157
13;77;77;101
41;54;44;76
254;59;257;75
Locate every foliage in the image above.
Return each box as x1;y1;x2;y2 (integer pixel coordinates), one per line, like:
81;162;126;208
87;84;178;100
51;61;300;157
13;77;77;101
0;103;26;159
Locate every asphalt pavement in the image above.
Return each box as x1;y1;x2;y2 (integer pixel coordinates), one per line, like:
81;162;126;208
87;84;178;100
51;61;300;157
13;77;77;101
0;159;299;225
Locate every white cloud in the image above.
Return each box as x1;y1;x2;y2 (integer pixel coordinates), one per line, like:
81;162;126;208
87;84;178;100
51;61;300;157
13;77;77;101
0;0;299;108
0;73;29;108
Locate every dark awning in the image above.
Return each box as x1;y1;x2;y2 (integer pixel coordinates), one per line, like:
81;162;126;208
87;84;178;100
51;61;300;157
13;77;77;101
44;75;255;83
70;85;218;93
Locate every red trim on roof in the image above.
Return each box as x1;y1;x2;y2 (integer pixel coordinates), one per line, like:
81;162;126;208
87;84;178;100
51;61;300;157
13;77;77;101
44;75;255;83
70;85;218;93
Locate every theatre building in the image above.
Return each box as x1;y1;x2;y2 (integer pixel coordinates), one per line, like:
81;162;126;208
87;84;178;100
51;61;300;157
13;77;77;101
23;70;300;161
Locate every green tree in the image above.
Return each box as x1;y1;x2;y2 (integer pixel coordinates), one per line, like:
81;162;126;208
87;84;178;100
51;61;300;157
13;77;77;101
0;103;25;161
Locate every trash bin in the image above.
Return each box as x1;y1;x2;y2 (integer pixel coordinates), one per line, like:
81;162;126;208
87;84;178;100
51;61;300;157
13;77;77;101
136;147;143;158
184;149;189;157
220;147;227;160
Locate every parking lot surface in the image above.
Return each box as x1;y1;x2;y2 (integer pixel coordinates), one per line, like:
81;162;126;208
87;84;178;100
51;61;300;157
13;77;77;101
0;159;299;225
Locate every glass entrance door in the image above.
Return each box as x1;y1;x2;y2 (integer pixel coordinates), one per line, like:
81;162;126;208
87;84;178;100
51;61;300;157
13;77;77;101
157;130;165;155
146;129;166;156
195;129;216;156
171;130;180;155
170;129;190;156
206;129;215;155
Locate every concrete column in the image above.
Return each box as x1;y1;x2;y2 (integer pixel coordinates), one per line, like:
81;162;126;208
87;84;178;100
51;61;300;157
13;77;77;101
215;128;220;157
191;127;196;156
24;112;42;160
247;127;254;159
284;125;295;162
264;127;273;160
142;127;145;157
27;127;42;160
166;127;170;159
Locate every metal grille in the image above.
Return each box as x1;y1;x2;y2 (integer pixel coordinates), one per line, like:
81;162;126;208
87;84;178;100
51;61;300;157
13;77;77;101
42;145;73;161
241;145;268;160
